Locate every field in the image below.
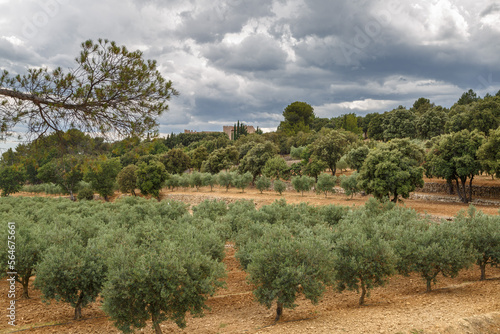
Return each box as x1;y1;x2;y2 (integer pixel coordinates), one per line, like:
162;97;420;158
1;176;499;334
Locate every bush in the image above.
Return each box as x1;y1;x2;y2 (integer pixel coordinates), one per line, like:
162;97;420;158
273;180;287;195
255;175;271;193
77;187;94;201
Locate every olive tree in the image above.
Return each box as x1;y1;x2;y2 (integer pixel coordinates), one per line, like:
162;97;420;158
255;175;271;193
233;172;253;193
315;173;337;198
238;225;333;321
340;172;359;199
35;238;107;320
393;219;475;292
0;216;46;299
455;207;500;280
332;223;395;305
217;171;234;192
291;175;315;196
273;179;287;195
102;238;225;333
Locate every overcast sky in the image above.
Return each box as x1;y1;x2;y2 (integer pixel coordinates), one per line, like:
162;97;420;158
1;0;500;149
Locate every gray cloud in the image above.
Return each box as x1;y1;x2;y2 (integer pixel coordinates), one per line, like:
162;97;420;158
0;0;499;145
204;34;288;72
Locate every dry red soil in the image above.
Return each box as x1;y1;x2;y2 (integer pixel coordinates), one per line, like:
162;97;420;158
2;176;499;334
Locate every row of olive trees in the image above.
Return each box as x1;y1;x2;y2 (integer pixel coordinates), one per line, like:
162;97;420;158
1;197;498;329
231;199;500;321
0;196;227;334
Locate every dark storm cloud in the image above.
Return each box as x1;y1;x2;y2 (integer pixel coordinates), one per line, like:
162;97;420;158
176;0;274;43
0;0;500;144
203;34;288;72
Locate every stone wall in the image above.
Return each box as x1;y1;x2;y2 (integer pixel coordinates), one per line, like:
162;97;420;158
416;182;500;199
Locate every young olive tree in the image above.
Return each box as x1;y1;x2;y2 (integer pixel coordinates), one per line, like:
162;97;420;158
35;237;106;320
233;172;253;193
201;173;216;191
102;240;225;334
239;226;333;321
189;171;204;191
315;173;337;198
393;219;475;292
291;175;315;196
340;172;359;199
217;171;233;192
0;216;45;299
255;175;271;193
273;179;287;195
455;206;500;280
332;223;395;305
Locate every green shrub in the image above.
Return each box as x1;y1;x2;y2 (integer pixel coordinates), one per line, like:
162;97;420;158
77;187;94;201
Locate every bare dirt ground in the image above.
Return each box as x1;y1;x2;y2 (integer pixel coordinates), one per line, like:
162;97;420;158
2;177;500;334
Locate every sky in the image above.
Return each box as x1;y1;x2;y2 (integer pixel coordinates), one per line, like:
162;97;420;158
0;0;500;150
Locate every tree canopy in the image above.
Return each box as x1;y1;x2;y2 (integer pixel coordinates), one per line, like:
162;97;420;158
358;139;424;202
0;39;178;140
425;130;484;203
278;101;315;135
